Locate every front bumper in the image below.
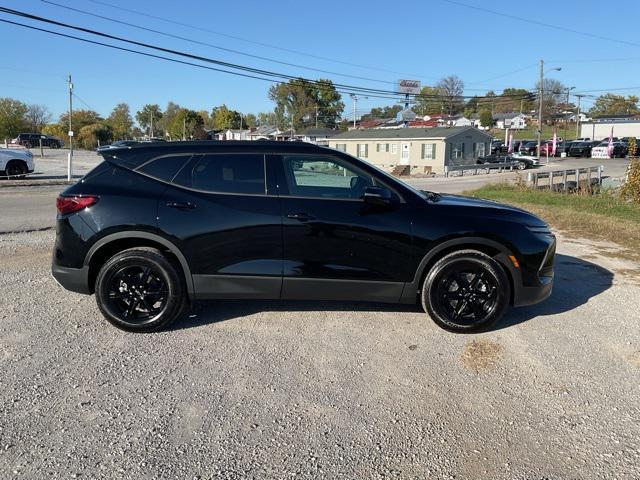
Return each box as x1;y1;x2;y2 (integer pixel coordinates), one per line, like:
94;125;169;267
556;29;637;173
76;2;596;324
51;264;91;295
513;275;553;306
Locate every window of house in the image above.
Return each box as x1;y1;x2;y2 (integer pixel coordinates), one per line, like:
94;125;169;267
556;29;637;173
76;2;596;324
282;155;373;200
421;143;436;160
173;154;266;195
334;143;347;152
376;143;389;152
473;142;486;157
451;142;465;160
390;143;398;154
357;143;368;158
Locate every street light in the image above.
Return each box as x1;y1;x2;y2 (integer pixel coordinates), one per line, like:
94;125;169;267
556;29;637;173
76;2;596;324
537;60;562;162
349;93;367;128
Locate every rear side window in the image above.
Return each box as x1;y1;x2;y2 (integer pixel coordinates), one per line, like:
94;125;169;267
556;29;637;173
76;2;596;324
173;154;265;195
137;154;192;182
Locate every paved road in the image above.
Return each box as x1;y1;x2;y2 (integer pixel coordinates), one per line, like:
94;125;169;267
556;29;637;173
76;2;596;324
0;150;630;233
1;229;638;478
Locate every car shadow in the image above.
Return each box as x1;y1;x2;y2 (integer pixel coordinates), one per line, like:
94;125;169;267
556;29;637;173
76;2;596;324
170;254;613;332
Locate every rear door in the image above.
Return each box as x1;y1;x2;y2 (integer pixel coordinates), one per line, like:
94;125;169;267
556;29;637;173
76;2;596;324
155;152;283;300
274;153;414;303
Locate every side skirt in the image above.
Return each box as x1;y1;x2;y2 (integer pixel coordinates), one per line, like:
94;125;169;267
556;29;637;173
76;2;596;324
282;277;404;303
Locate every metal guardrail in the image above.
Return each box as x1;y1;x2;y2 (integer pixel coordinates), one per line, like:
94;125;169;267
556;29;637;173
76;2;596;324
527;166;604;190
444;162;519;177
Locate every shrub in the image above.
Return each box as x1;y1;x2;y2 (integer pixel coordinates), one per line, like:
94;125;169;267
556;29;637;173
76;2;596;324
621;159;640;204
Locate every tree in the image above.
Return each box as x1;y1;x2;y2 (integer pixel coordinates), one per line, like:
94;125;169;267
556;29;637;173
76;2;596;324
534;78;566;119
107;103;133;140
59;109;102;133
24;104;51;132
0;98;28;139
493;88;535;114
257;111;277;126
244;113;257;129
156;101;181;137
436;75;465;115
212;104;241;130
415;86;445;116
361;105;402;120
135;104;163;137
588;93;640;117
77;122;113;149
478;109;494;129
166;108;205;140
268;78;343;131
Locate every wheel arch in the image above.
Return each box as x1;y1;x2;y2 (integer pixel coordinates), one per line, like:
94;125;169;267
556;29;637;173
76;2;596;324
84;231;194;299
401;236;520;305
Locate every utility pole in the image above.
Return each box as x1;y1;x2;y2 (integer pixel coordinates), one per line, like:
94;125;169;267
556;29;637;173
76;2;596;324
315;104;319;128
575;94;584;139
182;116;186;141
350;94;358;128
150;111;154;138
67;75;73;181
537;59;543;162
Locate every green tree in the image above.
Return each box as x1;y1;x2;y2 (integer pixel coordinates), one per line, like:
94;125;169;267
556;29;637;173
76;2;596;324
493;88;535;114
0;98;28;139
167;108;205;140
107;103;133;140
478;109;494;128
56;109;102;145
41;123;67;141
257;111;277;126
362;105;402;120
156;101;181;138
268;78;343;131
244;113;257;128
212;104;241;130
135;104;163;136
415;86;445;116
588;93;640;117
77;122;113;149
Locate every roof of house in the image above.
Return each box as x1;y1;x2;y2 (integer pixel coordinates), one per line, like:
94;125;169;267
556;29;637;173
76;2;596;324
249;125;279;136
493;112;524;120
331;126;491;140
299;127;339;137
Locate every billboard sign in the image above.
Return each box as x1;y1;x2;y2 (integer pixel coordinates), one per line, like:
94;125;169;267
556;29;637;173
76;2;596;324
397;79;421;95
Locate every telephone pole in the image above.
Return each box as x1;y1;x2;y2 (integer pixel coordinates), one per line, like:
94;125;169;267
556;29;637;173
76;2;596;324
575;94;584;138
67;75;73;181
149;111;154;138
537;60;543;162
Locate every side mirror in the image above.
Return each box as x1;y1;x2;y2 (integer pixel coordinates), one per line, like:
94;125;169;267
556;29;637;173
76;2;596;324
363;186;392;206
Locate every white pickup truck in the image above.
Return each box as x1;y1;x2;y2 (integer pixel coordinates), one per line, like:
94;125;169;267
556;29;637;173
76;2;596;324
0;148;35;178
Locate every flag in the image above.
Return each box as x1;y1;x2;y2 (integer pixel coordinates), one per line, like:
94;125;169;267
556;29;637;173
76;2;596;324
507;132;514;154
552;132;557;156
607;126;614;157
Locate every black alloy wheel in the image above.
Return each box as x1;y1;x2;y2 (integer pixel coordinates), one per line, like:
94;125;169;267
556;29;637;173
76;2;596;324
422;250;510;332
95;248;186;332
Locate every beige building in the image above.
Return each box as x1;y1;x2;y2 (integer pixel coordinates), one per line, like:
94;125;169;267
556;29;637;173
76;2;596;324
328;126;492;174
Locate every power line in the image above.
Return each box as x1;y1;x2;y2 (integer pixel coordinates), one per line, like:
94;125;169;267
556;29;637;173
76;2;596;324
42;0;401;86
441;0;640;48
85;0;440;80
0;7;537;103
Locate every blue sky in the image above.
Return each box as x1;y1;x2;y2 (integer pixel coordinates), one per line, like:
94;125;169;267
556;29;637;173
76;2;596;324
2;0;640;122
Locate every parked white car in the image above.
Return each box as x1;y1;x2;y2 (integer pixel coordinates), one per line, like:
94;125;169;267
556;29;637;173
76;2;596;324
0;148;35;178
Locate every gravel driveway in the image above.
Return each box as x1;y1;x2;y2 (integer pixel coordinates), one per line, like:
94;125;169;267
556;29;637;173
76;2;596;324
0;230;639;479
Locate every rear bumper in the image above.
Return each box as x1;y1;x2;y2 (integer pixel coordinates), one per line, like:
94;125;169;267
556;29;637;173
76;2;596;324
51;264;91;295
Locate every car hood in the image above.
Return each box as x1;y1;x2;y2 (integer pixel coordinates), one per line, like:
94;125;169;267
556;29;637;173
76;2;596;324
424;192;548;227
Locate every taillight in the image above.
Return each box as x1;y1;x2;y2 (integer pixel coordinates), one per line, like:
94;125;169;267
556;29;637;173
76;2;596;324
56;195;99;214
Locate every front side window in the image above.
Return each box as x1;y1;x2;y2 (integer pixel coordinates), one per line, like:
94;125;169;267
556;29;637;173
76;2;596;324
282;155;374;200
173;154;265;195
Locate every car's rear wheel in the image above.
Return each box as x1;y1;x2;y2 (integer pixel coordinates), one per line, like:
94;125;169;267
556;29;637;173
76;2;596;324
5;160;26;178
516;161;526;170
421;250;510;333
95;247;186;332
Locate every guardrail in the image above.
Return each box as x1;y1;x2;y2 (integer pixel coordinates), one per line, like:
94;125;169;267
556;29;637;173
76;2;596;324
444;162;519;177
527;166;604;190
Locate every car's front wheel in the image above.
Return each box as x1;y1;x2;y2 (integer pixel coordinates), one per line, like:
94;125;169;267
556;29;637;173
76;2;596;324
95;247;186;332
421;250;510;333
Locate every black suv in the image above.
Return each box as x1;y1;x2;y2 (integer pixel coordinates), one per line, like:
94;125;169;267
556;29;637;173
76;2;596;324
52;141;555;333
13;133;63;148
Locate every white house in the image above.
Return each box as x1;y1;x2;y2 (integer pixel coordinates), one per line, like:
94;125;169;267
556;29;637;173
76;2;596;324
493;113;527;130
221;129;251;140
296;127;340;145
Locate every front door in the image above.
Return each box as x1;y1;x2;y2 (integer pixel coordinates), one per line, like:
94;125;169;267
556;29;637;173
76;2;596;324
275;153;414;302
401;143;410;164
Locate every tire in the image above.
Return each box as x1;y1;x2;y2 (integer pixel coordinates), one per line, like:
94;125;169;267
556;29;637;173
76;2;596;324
516;161;526;170
94;247;187;332
421;249;510;333
5;160;26;179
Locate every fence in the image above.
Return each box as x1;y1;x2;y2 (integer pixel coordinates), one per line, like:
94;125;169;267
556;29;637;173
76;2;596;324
443;161;520;177
527;166;604;190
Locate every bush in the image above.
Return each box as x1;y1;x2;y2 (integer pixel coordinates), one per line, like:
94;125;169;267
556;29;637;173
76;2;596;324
621;159;640;204
77;123;113;150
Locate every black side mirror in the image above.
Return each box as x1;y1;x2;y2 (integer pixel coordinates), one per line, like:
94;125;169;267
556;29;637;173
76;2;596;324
363;186;392;206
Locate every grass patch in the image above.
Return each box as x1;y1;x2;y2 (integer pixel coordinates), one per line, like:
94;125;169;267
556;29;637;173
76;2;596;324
465;183;640;261
490;124;578;141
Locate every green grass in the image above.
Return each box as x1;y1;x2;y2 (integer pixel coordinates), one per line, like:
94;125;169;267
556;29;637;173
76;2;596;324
466;183;640;260
490;124;578;141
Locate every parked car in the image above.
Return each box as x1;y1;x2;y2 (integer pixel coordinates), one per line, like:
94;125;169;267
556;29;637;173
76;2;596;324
97;140;140;151
568;141;599;157
519;141;538;155
591;141;628;158
476;154;528;169
490;140;504;154
12;133;63;149
557;141;577;155
52;141;556;333
0;148;34;178
510;153;541;168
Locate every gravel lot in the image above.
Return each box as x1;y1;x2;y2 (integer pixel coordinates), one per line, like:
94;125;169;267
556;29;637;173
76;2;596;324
1;228;639;479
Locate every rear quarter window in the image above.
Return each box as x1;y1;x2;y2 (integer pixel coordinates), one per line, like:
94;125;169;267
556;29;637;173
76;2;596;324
137;154;193;182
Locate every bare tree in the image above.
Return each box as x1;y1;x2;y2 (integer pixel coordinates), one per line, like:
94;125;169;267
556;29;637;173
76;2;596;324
436;75;465;115
25;104;52;132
